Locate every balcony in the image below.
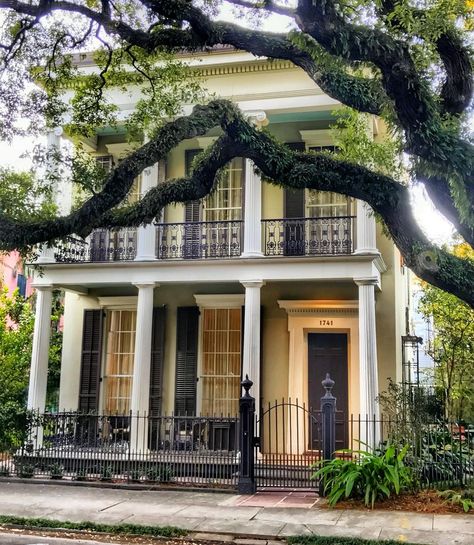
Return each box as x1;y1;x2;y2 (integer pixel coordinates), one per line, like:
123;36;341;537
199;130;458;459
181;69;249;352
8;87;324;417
262;216;355;256
156;220;243;259
53;216;355;263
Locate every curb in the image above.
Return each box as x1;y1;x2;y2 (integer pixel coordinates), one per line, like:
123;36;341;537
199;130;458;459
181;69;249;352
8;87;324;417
0;523;285;544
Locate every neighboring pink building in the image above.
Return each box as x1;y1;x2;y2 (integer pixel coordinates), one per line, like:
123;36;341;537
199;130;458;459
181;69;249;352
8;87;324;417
0;251;34;298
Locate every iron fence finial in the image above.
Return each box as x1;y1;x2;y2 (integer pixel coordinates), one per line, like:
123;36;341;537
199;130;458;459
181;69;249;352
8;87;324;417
241;375;253;397
322;373;335;397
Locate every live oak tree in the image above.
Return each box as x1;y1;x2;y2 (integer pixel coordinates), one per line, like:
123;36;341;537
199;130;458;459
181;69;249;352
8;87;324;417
418;244;474;421
0;1;473;306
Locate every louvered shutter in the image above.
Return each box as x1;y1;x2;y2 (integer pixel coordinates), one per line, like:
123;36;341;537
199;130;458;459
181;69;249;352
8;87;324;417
283;142;305;255
149;306;166;417
174;306;199;415
78;309;103;412
184;150;202;258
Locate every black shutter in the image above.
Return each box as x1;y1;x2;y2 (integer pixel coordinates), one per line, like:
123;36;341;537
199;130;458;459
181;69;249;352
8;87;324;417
78;309;103;412
184;149;202;257
149;307;166;417
284;142;305;255
174;306;199;415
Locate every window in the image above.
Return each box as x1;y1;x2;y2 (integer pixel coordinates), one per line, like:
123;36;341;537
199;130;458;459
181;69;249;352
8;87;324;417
204;158;244;222
103;310;136;413
201;308;242;416
305;190;350;218
16;274;27;298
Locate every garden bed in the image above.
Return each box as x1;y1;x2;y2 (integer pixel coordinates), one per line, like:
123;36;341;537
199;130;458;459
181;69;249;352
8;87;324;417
323;489;474;514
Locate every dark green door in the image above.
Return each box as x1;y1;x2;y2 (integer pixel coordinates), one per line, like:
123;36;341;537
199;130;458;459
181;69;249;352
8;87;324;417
308;333;348;450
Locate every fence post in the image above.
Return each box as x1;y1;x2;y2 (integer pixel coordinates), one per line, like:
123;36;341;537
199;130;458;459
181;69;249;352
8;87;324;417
320;373;337;496
238;375;256;494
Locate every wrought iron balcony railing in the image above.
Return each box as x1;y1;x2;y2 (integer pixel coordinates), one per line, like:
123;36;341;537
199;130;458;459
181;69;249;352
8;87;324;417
262;216;355;256
155;220;243;259
55;227;138;263
52;216;355;263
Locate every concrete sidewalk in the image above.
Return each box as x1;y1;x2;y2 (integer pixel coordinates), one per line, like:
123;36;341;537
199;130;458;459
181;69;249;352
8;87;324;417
0;482;472;545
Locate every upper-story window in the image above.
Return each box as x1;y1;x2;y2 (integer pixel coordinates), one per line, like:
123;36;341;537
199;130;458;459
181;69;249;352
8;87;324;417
185;150;244;223
95;155;141;203
305;190;351;218
204;157;243;222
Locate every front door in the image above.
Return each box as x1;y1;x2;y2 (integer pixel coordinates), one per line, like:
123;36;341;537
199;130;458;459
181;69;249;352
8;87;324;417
308;333;348;450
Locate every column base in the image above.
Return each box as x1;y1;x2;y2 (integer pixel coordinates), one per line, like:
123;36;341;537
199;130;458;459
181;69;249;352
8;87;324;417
134;255;158;262
238;477;256;495
353;249;379;255
241;251;264;258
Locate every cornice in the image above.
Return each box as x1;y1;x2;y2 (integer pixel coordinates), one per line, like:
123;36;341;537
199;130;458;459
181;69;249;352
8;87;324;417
278;300;359;315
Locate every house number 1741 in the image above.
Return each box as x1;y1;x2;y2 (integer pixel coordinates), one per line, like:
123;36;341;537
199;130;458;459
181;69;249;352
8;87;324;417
319;320;333;326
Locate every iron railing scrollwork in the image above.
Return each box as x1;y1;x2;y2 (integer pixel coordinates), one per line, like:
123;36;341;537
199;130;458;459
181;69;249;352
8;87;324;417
262;216;355;256
54;228;138;263
155;220;243;259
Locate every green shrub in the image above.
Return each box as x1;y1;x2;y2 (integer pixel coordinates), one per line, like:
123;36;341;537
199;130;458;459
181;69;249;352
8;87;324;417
49;463;64;479
99;465;113;481
73;468;87;481
128;467;143;482
314;444;414;508
159;465;173;483
438;488;474;512
17;463;35;478
145;465;174;483
145;467;160;482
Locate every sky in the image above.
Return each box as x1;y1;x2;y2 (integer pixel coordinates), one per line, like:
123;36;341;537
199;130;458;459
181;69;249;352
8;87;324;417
0;3;455;245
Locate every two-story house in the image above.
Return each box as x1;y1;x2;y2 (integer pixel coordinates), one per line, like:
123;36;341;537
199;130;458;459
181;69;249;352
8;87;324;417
26;47;410;484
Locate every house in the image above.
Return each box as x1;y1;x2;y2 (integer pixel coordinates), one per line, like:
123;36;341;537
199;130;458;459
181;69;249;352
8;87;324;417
25;47;410;485
1;252;33;299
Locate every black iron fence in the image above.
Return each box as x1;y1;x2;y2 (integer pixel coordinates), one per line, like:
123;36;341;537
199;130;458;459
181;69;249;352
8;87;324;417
155;220;243;259
0;412;239;487
262;216;355;256
1;380;473;492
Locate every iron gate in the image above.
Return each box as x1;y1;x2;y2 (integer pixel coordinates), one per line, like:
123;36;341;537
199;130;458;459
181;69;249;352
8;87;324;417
254;401;322;489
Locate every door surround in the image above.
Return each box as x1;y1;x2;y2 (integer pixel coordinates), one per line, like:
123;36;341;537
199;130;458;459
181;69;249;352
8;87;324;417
278;300;360;415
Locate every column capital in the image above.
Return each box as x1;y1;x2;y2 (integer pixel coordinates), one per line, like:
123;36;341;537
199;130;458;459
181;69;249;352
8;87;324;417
354;277;378;287
243;110;268;128
133;282;158;290
31;283;54;291
240;280;265;289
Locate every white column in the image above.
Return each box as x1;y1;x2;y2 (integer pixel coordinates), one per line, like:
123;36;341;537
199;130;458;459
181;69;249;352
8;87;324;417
241;280;264;417
36;245;56;264
27;285;54;411
242;160;263;258
355;277;380;450
354;200;377;254
130;282;156;451
135;161;159;261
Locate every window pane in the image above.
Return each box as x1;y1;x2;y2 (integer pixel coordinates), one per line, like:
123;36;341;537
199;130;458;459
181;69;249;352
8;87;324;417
104;310;137;413
200;307;242;416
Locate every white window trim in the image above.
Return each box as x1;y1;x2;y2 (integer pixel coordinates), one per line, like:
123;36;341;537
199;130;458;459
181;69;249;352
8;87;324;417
194;294;245;309
194;294;244;415
98;296;137;309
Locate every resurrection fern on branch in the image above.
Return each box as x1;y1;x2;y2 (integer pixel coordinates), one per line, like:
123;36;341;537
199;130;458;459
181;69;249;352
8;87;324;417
0;0;471;306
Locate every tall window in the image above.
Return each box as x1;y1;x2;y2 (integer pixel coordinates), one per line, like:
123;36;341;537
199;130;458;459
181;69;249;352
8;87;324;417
305;190;350;218
103;310;136;413
204;158;244;221
201;308;242;416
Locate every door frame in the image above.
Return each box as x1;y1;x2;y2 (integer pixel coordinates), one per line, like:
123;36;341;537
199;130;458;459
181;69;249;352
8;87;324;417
278;300;360;418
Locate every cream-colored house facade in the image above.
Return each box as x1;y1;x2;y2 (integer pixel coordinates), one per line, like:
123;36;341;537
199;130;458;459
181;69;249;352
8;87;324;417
28;48;410;454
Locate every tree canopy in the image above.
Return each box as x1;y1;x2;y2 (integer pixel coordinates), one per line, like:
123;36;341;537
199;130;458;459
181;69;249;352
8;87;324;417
0;0;472;306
